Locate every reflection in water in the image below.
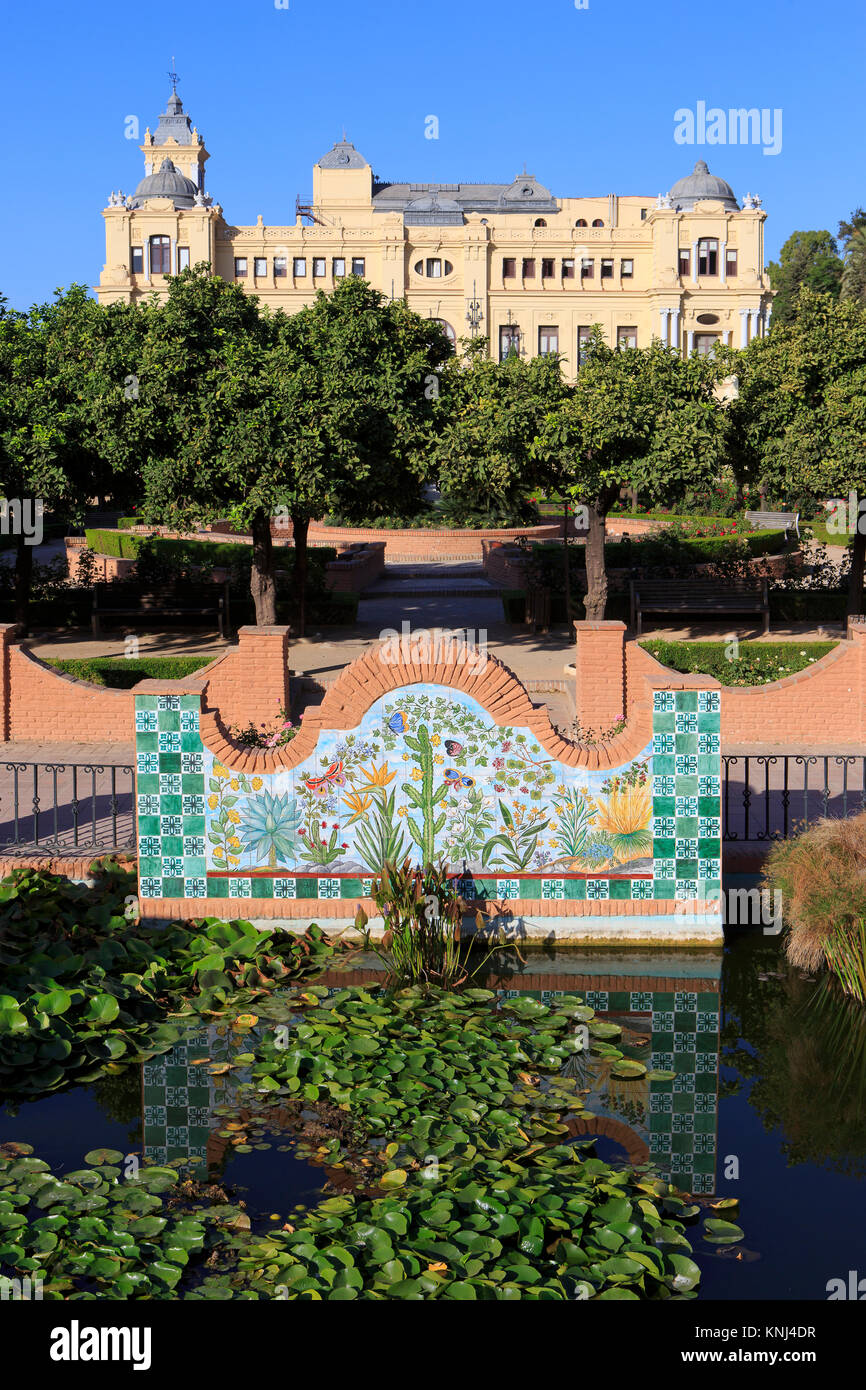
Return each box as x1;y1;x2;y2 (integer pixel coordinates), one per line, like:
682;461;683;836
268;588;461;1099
141;949;722;1200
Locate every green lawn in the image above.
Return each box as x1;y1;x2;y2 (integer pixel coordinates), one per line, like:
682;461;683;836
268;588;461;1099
45;656;210;689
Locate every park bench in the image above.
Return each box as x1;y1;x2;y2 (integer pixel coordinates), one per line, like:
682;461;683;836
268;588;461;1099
630;579;769;636
745;509;800;540
91;582;230;640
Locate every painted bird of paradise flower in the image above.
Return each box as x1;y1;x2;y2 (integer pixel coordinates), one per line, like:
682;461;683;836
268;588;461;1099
592;781;653;864
342;789;374;825
354;761;397;793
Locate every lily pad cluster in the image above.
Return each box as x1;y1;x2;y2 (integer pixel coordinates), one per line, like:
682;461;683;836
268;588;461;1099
207;985;710;1299
0;866;339;1098
0;1142;234;1298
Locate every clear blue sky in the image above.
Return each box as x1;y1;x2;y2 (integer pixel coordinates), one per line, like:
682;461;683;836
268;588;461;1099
1;0;863;309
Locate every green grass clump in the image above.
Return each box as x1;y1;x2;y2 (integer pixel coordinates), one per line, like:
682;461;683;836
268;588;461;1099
640;640;837;686
45;656;210;688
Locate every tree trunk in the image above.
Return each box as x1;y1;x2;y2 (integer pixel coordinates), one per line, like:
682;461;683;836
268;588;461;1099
846;520;866;636
14;536;33;636
250;510;277;626
562;498;571;624
291;512;309;639
583;501;609;620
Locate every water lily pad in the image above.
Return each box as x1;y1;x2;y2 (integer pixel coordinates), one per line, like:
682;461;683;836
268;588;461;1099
703;1219;745;1244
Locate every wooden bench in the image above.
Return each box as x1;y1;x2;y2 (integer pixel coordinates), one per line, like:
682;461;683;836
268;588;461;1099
91;582;230;640
630;579;769;636
745;509;799;540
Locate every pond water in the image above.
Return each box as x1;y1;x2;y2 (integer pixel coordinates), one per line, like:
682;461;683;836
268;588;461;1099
3;928;865;1301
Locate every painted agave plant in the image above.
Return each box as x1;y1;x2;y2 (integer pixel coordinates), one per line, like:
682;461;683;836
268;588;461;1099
241;790;301;868
592;783;653;865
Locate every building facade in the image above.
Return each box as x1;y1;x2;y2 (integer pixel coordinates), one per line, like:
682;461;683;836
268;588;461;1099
97;84;773;375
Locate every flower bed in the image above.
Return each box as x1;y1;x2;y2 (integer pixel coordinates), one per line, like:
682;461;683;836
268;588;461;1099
640;639;838;686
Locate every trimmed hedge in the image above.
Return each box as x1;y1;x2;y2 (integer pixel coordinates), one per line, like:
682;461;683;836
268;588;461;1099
44;656;209;688
639;639;838;686
531;528;786;572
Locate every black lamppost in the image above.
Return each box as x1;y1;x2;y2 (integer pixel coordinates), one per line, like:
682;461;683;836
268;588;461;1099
466;279;484;337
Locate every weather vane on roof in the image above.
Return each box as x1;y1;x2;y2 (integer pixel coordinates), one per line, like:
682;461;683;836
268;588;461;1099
168;59;179;95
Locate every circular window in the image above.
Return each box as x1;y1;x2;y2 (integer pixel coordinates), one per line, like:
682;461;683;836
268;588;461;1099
413;259;454;278
697;312;720;325
522;186;533;196
592;218;604;227
575;219;587;227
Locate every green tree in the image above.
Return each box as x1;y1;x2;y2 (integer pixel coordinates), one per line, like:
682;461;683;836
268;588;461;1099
839;208;866;308
532;332;724;619
430;341;569;522
0;286;144;632
727;289;866;624
766;230;843;326
137;269;449;632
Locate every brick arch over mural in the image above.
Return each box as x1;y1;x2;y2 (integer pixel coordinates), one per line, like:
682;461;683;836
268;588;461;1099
198;637;656;776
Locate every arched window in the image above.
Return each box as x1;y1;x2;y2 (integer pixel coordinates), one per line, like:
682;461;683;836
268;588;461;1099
575;218;587;227
592;218;604;228
431;318;456;348
149;235;171;274
534;217;547;227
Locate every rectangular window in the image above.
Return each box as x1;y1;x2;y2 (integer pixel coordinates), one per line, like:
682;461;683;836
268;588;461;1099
698;239;719;276
620;258;634;278
541;257;555;279
499;326;520;361
150;237;171;274
580;257;594;279
640;208;648;221
234;257;248;279
254;257;267;277
725;248;738;278
274;256;288;277
312;257;326;277
176;246;190;272
538;326;559;356
130;247;143;274
333;258;346;277
577;326;592;366
601;258;614;279
678;249;690;278
426;257;442;278
617;326;638;350
522;257;536;279
694;332;720;357
562;258;575;278
293;257;307;277
351;257;365;276
502;257;516;278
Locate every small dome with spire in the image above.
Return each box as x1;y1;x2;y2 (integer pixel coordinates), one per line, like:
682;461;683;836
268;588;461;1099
668;160;738;211
131;157;198;208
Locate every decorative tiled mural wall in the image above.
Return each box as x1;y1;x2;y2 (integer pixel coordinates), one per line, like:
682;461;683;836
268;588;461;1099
133;682;721;919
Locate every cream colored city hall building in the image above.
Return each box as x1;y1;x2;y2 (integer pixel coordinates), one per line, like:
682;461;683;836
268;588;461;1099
97;83;773;374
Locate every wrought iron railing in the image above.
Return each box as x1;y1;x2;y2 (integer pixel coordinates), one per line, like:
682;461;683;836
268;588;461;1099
722;754;866;842
0;763;135;857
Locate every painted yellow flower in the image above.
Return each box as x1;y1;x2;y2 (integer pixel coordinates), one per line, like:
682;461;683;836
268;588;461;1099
230;779;239;791
431;735;441;747
228;810;241;824
252;776;263;790
227;854;240;865
208;794;219;810
434;755;444;765
214;765;230;780
342;790;373;824
397;806;408;818
402;754;410;762
411;768;423;781
356;762;397;790
213;846;224;859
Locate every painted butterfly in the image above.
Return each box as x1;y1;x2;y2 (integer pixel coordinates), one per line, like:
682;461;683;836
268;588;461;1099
444;739;463;756
444;768;461;783
388;710;408;733
460;775;475;788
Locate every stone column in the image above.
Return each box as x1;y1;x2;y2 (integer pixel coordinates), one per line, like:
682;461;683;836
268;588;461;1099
692;241;699;284
658;307;670;345
687;329;695;356
670;307;681;356
720;239;727;285
739;310;749;347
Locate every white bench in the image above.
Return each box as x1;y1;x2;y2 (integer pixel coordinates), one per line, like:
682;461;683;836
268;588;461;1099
745;509;800;540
